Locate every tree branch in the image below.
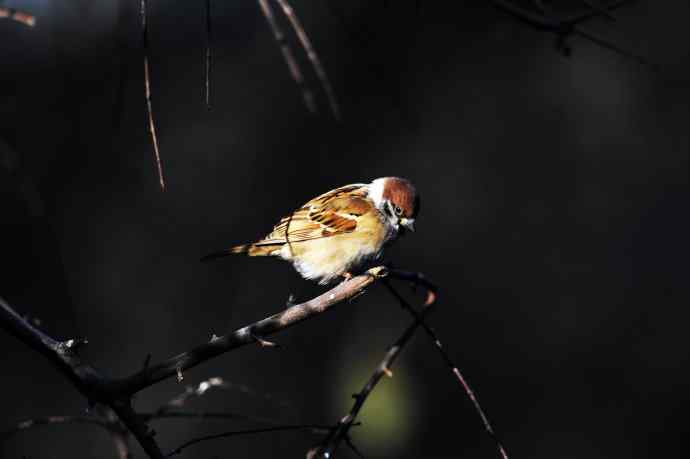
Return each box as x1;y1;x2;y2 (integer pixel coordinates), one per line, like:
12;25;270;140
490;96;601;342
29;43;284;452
1;409;131;459
274;0;341;120
167;424;333;457
0;266;397;457
140;0;166;190
113;266;388;396
257;0;317;113
310;274;437;457
383;278;510;459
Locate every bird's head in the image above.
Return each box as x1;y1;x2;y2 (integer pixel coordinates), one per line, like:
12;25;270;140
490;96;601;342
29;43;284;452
369;177;420;233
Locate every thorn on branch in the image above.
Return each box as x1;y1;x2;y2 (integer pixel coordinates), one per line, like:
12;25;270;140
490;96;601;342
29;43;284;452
143;353;152;369
286;293;297;309
62;338;89;350
22;314;42;327
252;333;279;348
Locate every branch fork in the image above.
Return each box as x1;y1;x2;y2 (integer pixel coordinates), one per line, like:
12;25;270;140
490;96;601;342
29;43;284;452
0;266;404;458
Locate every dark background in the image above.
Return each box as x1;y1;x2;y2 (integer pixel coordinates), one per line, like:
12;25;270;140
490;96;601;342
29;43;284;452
1;1;689;458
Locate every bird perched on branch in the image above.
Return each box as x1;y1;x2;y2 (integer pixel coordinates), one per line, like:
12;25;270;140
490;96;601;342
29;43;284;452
202;177;419;284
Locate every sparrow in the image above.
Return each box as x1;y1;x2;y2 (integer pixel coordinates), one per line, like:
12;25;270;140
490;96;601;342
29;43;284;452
202;177;419;284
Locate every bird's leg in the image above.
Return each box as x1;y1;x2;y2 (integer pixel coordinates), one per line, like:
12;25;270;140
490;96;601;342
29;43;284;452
342;271;353;281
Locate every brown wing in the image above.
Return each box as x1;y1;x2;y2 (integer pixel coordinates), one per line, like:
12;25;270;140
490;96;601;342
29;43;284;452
254;184;373;246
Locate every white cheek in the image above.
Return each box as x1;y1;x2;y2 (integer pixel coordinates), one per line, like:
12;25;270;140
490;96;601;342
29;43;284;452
369;178;386;209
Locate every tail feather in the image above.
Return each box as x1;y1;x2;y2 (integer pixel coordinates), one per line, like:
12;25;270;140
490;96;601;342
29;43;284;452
200;244;251;262
201;243;279;262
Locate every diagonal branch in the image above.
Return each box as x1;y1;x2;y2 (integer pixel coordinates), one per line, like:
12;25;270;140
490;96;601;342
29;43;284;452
490;0;652;65
114;266;388;395
0;266;405;457
383;277;510;459
310;276;437;457
257;0;317;113
274;0;341;120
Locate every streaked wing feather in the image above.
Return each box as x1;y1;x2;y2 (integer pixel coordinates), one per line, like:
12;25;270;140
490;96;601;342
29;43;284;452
255;184;371;246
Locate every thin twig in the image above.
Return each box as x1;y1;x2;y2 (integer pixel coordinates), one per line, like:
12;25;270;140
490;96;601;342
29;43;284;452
167;424;333;457
0;6;35;27
110;398;164;459
1;411;131;459
257;0;317;113
313;281;438;457
1;415;110;440
204;0;212;110
141;0;165;190
274;0;341;120
579;0;617;21
161;377;229;409
490;0;653;66
383;278;510;459
178;377;294;411
573;26;657;69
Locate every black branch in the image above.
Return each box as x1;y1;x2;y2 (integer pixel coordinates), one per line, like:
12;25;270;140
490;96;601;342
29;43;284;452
2;266;440;458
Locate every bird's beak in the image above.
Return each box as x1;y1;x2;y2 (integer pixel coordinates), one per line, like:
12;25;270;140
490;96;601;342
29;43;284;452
400;218;415;232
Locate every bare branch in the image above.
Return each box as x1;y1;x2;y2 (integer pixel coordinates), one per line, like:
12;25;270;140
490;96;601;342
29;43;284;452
162;377;229;409
383;278;510;459
141;0;166;190
579;0;617;21
1;415;110;440
274;0;341;120
167;424;333;457
114;266;388;395
1;265;440;458
0;6;35;27
573;26;657;68
257;0;317;113
110;398;164;458
0;294;164;458
312;280;437;457
490;0;652;65
0;266;399;457
1;410;131;459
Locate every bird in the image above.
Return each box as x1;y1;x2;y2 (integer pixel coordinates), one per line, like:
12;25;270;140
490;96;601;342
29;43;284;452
202;177;420;284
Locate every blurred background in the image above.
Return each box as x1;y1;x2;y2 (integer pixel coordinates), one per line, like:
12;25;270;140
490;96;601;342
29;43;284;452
1;1;689;458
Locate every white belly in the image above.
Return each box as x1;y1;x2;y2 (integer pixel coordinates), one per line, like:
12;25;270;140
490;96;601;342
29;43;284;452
280;232;385;284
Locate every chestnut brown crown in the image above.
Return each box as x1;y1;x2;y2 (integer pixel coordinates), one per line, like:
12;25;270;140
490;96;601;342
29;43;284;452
381;177;420;219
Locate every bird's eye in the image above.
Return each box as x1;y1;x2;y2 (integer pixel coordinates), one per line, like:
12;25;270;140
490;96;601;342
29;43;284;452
394;205;403;216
